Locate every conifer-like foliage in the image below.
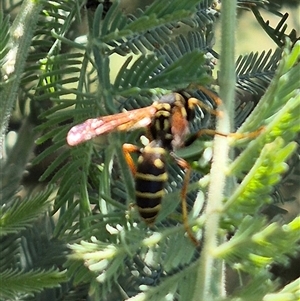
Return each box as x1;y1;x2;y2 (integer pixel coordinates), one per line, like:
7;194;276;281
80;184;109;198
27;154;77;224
1;0;299;300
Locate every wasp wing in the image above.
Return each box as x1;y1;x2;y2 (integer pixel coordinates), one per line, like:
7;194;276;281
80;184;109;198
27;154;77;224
67;105;157;146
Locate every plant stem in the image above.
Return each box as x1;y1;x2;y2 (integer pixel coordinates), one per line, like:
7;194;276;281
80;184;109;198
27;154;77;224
0;0;43;158
0;116;37;201
192;0;237;300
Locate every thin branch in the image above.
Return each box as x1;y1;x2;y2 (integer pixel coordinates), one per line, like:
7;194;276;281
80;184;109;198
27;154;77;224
192;0;237;300
0;0;43;158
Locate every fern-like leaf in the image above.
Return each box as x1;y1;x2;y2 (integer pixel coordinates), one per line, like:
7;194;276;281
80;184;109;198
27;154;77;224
0;268;67;299
0;185;55;235
251;9;299;47
0;11;10;67
235;49;282;95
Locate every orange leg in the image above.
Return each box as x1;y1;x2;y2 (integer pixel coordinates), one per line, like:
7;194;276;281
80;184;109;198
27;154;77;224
187;85;223;116
176;127;264;244
188;97;221;117
185;129;227;146
171;153;199;246
197;85;222;106
228;126;265;140
187;86;264;142
122;143;140;176
185;127;264;147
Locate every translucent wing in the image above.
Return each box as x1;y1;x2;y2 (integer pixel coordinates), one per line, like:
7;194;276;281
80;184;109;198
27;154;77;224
67;105;157;146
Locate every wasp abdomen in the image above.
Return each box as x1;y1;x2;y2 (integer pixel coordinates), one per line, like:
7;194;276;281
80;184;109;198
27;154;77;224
135;142;168;225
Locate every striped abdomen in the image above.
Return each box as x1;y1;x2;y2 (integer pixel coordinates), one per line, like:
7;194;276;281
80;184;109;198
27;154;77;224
135;141;168;225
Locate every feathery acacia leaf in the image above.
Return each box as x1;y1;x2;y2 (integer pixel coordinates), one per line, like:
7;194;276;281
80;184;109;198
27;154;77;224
0;185;55;235
0;268;67;299
0;11;10;67
1;1;300;300
235;49;282;95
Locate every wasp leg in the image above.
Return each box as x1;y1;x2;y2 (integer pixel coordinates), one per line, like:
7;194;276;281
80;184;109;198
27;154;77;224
185;129;227;147
122;143;140;218
187;85;223;116
185;127;264;147
171;153;199;246
122;143;140;176
188;97;221;117
188;84;223;106
228;126;265;140
197;85;223;106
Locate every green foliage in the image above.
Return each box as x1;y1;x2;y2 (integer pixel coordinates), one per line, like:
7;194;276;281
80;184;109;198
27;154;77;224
1;0;299;300
0;185;54;235
0;182;68;300
0;11;10;68
0;268;67;300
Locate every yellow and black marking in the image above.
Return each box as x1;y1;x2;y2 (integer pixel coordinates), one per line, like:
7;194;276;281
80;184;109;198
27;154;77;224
148;101;173;149
122;91;209;241
122;89;225;245
148;91;198;151
135;142;168;224
69;86;232;245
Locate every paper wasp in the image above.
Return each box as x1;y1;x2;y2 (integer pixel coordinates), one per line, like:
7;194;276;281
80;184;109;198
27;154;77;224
67;87;223;244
